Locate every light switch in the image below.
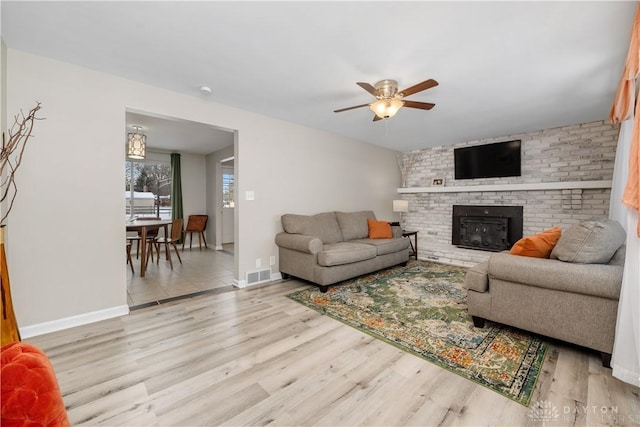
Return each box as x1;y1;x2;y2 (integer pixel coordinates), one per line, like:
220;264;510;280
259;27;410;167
245;191;255;201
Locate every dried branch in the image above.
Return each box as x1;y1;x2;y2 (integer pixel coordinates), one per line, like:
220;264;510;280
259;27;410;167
1;103;43;225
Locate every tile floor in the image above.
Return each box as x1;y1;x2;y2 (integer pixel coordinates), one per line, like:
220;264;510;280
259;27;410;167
126;243;235;307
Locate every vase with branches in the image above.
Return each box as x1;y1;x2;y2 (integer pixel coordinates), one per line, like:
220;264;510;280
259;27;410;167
2;102;43;225
1;102;43;345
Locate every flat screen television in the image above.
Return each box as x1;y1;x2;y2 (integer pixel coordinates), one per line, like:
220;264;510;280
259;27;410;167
454;140;521;180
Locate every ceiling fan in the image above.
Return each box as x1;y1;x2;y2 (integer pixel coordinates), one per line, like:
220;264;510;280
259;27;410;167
334;78;438;121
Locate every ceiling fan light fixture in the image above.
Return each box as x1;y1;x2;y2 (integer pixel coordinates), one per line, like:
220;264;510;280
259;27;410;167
370;98;404;119
335;78;437;119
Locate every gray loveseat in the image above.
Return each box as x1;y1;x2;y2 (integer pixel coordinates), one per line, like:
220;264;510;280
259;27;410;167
464;218;626;367
275;211;410;292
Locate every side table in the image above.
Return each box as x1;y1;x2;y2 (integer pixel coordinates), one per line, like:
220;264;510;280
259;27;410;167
402;230;418;259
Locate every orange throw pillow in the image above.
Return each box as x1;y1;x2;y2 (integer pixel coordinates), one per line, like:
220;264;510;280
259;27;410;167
368;219;393;239
510;227;562;258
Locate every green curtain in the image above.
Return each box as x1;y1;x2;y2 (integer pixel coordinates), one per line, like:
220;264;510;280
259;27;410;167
171;153;184;242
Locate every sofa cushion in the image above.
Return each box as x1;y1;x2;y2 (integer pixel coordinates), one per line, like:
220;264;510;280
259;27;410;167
317;242;377;267
550;218;626;264
367;219;393;239
336;211;375;241
509;227;561;258
488;252;623;300
352;237;410;256
281;212;343;244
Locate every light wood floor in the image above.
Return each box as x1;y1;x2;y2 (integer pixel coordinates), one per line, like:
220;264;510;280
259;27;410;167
28;277;639;426
127;244;235;307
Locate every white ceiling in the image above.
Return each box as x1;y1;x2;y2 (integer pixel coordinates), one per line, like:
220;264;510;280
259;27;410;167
126;111;234;155
2;1;635;153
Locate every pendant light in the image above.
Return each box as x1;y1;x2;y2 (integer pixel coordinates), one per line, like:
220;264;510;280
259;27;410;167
127;125;146;159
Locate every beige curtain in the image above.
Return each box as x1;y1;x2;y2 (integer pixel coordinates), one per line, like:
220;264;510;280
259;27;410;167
610;2;640;236
609;1;640;388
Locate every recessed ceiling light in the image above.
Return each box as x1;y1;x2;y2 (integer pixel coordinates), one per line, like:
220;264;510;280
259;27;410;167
200;86;212;95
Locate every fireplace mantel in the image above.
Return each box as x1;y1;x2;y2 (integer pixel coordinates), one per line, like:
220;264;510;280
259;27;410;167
397;179;611;194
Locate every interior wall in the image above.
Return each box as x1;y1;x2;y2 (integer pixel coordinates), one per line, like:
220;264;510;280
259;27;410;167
7;50;128;328
180;153;207;225
235;120;402;282
6;49;401;331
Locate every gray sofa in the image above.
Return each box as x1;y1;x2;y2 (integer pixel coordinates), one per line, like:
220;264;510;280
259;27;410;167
275;211;410;292
464;218;626;367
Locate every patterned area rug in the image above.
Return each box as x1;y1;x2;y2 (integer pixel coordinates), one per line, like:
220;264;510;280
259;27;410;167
287;260;547;406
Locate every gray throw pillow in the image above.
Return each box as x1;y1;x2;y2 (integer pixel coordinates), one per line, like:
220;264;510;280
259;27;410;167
550;218;626;264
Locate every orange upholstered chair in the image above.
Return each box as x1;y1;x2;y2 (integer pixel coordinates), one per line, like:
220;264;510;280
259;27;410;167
1;342;69;427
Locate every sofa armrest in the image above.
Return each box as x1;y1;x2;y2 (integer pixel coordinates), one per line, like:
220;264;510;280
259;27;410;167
488;253;623;300
275;233;323;254
391;225;403;239
464;261;489;292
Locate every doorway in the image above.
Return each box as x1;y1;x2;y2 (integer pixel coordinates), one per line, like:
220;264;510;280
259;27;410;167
125;110;237;307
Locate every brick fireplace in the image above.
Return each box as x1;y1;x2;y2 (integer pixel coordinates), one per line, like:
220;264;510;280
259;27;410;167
397;120;619;267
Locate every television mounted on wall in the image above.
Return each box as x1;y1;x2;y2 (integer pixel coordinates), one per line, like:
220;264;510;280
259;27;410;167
454;140;521;180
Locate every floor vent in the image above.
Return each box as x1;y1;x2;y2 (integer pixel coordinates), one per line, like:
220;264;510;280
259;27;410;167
246;268;272;285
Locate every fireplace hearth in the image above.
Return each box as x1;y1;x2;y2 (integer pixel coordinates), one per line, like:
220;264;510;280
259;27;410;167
452;205;523;252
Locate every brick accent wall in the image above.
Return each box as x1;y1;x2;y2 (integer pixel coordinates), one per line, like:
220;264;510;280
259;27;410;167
398;120;620;267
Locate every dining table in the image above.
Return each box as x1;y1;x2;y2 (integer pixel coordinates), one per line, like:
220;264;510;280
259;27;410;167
126;218;173;277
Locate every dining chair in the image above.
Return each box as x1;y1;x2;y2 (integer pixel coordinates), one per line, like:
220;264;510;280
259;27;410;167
126;241;134;273
182;215;208;250
153;218;184;269
137;216;161;262
126;234;142;259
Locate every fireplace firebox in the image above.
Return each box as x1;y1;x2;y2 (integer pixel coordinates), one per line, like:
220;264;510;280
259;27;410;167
452;205;523;251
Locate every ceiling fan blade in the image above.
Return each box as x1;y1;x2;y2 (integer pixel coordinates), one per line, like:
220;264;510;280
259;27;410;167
403;100;436;110
399;79;438;97
356;82;377;96
373;114;383;122
334;103;370;113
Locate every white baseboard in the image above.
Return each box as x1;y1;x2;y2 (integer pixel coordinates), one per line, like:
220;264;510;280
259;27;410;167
20;305;130;339
214;245;223;250
232;279;246;288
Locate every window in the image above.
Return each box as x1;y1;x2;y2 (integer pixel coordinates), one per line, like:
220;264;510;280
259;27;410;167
125;159;172;219
222;172;235;208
